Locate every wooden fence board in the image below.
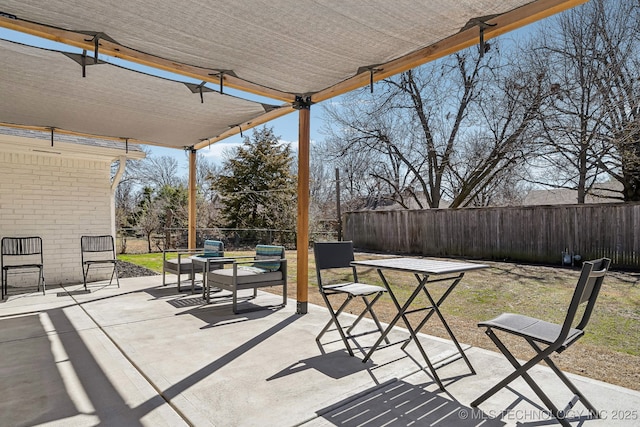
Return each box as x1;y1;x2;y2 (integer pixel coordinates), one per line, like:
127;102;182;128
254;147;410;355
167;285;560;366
344;203;640;269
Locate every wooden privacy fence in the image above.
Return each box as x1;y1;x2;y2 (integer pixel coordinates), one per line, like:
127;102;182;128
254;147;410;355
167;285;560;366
344;203;640;269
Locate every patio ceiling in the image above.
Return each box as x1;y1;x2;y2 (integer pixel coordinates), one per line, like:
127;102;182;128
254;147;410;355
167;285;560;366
0;39;284;149
0;0;587;148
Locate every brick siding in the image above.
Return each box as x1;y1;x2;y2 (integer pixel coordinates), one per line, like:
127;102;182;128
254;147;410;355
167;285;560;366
0;151;114;286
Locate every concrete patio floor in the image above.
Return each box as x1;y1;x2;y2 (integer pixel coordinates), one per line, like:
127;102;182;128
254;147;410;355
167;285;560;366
1;276;639;427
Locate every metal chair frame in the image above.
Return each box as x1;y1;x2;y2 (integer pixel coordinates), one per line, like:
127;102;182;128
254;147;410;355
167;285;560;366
471;258;611;426
1;236;46;299
81;235;120;290
162;248;201;291
314;241;389;357
163;241;226;294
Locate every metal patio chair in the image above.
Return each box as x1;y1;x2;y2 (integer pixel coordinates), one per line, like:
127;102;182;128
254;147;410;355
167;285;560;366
1;236;46;299
471;258;611;427
163;248;198;290
81;235;120;290
192;240;228;295
313;241;389;357
205;244;286;313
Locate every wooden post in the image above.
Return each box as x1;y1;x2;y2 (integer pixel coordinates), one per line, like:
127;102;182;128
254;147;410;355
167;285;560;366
188;148;197;249
296;97;311;314
336;168;342;241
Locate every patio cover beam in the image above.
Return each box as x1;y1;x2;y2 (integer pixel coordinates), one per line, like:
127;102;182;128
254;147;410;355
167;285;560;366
193;104;296;151
189;149;197;250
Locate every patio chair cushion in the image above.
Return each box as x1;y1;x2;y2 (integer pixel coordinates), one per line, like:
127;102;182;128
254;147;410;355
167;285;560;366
239;266;268;274
202;240;224;258
165;258;193;267
208;267;282;285
254;245;284;271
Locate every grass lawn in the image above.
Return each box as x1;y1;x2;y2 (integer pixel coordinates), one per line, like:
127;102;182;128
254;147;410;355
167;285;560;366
119;249;640;391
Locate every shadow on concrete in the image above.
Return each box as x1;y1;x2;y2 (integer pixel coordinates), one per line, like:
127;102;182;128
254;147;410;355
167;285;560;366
0;308;150;426
316;379;506;427
129;313;301;417
145;285;282;327
0;313;77;426
267;349;374;380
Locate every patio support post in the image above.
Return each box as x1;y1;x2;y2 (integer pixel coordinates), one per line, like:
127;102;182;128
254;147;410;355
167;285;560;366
188;147;197;250
295;96;311;314
110;155;127;244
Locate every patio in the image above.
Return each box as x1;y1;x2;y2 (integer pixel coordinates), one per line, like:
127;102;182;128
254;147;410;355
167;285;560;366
1;276;638;426
0;1;593;314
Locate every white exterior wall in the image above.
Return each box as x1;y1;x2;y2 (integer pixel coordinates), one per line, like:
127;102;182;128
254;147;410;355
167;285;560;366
0;151;113;285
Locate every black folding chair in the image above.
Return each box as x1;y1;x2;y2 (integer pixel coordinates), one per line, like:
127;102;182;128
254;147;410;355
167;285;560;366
81;235;120;290
1;236;46;299
471;258;611;426
314;241;389;357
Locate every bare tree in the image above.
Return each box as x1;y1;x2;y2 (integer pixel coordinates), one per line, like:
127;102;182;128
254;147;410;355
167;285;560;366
591;0;640;201
309;140;333;207
134;187;162;252
132;155;185;188
445;51;547;207
322;45;543;209
532;1;616;202
320;121;398;209
114;179;138;253
196;153;222;228
533;0;640;202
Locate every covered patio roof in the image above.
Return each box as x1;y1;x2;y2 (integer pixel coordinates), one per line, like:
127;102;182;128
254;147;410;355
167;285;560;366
0;1;587;144
0;1;553;94
0;40;282;149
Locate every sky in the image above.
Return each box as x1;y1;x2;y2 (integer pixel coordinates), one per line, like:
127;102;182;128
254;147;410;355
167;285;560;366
0;27;328;174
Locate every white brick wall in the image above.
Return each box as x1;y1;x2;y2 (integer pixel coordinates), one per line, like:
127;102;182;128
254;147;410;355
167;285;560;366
0;151;114;286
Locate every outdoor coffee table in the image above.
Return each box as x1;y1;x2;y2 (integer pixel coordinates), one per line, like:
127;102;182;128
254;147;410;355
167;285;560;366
351;257;488;390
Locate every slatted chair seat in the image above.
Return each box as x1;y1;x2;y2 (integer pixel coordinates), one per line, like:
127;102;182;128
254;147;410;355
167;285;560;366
6;262;42;269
